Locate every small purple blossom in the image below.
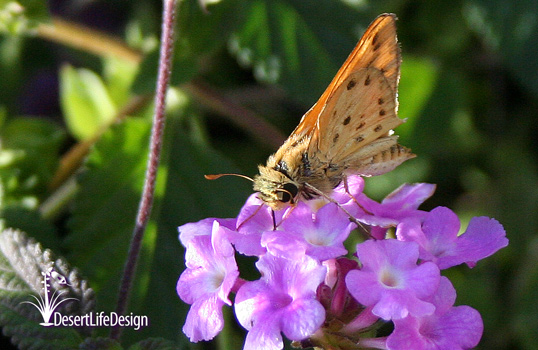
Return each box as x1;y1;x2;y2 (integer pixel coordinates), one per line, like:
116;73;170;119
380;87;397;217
397;206;508;269
387;277;483;350
235;253;326;350
177;177;507;350
263;202;353;261
177;221;239;342
178;217;236;246
346;239;440;320
333;177;435;231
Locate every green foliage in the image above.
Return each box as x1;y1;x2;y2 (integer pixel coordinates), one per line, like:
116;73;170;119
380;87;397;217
0;0;536;349
0;0;49;35
59;65;118;140
0;116;65;206
0;229;92;349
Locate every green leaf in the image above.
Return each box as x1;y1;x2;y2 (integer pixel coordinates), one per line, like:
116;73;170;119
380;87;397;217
1;207;60;250
397;57;439;140
133;0;247;93
59;65;117;140
0;228;94;349
464;0;538;96
65;118;152;307
128;338;182;350
103;57;139;108
0;0;50;35
0;116;65;206
229;0;367;105
79;337;123;350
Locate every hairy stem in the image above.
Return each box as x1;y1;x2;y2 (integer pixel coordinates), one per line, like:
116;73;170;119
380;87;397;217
109;0;177;341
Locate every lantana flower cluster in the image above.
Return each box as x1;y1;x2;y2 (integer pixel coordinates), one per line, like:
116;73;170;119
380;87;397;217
177;176;508;350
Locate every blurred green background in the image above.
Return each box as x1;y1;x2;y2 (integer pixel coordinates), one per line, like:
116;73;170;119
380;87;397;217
0;0;536;349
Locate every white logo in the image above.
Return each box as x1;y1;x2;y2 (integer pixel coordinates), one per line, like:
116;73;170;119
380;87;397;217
22;267;149;330
21;267;77;326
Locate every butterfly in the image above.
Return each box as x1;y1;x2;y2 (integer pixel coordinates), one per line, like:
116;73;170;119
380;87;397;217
208;14;415;211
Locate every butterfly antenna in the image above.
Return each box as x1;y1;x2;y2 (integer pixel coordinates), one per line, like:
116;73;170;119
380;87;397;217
205;173;254;182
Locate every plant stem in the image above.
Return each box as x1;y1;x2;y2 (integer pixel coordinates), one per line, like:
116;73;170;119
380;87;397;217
109;0;177;341
37;18;142;63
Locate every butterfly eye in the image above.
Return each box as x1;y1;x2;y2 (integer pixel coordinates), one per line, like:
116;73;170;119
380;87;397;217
276;183;299;203
276;190;292;203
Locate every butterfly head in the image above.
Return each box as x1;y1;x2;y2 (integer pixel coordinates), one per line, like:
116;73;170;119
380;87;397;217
253;165;300;210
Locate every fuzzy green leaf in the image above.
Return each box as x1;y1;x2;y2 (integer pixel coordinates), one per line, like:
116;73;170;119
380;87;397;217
128;337;182;350
0;228;94;349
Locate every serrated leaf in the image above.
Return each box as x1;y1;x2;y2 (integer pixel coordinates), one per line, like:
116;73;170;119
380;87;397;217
128;337;181;350
79;337;122;350
229;0;366;105
0;228;95;349
0;0;50;35
60;65;117;140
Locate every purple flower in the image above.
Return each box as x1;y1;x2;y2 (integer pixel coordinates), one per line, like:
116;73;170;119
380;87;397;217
332;177;435;238
358;182;435;229
387;277;483;350
234;253;326;350
225;193;289;256
176;178;508;350
262;202;352;261
397;206;508;269
346;239;440;320
178;217;236;246
177;221;239;342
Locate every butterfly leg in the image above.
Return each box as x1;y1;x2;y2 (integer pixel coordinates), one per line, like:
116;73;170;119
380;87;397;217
273;205;298;229
236;202;265;231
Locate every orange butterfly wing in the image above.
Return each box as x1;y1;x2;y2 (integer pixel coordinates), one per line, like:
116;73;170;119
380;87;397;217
291;13;400;139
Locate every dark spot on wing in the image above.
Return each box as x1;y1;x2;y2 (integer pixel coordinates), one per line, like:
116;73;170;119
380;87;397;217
379;109;386;116
372;33;379;45
347;80;356;90
356;121;365;130
355;135;364;142
343;116;351;125
378;98;384;105
333;133;340;143
365;76;371;86
374;124;383;132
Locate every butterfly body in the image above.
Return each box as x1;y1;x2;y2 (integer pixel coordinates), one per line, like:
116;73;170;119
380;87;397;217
252;14;415;210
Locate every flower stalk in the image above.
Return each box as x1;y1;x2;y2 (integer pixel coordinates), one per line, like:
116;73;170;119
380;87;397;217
110;0;177;341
